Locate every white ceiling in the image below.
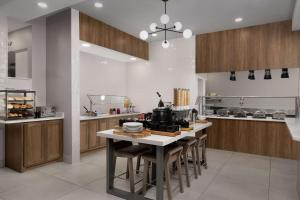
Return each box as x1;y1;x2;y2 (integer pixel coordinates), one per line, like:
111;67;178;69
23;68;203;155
0;0;87;22
73;0;297;41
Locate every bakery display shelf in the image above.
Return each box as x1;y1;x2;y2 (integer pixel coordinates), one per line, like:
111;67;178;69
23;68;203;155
8;108;34;111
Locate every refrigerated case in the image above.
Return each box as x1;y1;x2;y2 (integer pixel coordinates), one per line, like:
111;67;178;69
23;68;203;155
0;90;36;120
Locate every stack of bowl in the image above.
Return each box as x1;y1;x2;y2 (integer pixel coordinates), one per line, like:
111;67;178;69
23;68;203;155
123;122;143;133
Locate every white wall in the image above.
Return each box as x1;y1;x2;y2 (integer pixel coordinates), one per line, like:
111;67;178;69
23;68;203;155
46;9;80;164
80;52;128;114
0;12;7;167
5;18;46;106
32;17;46;106
127;37;198;112
204;69;300;112
8;26;32;78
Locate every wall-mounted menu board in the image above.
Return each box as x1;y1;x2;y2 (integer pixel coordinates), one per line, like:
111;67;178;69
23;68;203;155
79;13;149;60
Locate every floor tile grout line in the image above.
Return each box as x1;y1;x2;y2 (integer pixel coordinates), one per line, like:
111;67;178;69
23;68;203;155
267;158;271;200
198;152;235;199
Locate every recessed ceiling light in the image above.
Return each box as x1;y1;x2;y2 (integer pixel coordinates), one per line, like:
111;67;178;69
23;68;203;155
94;2;103;8
235;17;243;23
152;33;158;37
130;57;137;61
37;2;48;8
81;43;91;47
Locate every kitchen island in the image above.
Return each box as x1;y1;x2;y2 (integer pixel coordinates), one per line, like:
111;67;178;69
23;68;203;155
203;115;298;159
97;122;212;200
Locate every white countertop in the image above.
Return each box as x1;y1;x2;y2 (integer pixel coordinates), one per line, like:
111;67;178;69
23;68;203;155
80;113;140;121
285;118;300;142
97;122;212;146
202;115;285;123
0;113;64;124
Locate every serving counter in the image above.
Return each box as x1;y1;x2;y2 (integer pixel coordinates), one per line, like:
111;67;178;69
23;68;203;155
3;113;64;172
203;115;298;159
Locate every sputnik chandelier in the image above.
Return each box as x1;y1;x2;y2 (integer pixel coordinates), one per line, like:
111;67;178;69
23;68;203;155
139;0;193;48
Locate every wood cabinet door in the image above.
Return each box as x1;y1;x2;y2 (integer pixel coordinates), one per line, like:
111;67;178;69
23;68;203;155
98;119;108;147
80;121;89;152
45;120;62;162
23;122;45;167
107;118;118;129
88;120;98;149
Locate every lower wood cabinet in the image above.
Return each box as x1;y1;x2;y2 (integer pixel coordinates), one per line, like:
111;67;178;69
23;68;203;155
206;119;298;159
5;120;63;172
80;115;138;153
80;119;107;153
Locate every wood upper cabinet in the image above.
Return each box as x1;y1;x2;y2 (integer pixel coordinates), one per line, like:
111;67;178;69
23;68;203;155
45;120;63;162
79;13;149;60
196;20;300;73
23;122;45;168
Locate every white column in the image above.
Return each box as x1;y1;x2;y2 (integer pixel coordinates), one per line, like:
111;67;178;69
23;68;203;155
46;9;80;164
0;12;7;167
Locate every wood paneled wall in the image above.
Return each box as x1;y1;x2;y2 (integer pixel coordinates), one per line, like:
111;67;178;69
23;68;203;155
196;20;300;73
206;118;298;159
79;13;149;60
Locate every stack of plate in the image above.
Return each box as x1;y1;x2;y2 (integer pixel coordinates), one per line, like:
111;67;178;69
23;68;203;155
123;122;143;133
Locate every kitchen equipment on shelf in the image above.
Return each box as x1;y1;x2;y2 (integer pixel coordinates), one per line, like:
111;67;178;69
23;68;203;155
122;122;144;133
83;106;97;116
233;109;247;118
40;106;56;118
272;111;286;120
156;92;165;107
174;88;190;107
253;110;267;119
0;90;36;120
217;109;230;117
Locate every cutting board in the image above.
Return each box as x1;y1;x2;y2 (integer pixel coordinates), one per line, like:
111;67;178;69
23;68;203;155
150;130;181;137
113;129;151;138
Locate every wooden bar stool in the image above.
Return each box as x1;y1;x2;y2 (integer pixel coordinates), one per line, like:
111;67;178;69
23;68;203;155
113;143;151;193
177;138;199;187
199;133;208;169
142;146;184;200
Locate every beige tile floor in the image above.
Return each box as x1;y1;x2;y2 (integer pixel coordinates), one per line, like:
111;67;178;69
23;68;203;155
0;148;298;200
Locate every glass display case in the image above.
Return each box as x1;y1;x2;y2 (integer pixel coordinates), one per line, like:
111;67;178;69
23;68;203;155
87;94;135;115
0;90;36;120
196;96;299;119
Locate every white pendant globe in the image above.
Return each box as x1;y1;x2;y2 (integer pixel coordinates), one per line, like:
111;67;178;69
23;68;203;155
139;30;149;40
162;40;170;48
174;22;182;31
160;14;170;24
183;29;192;39
149;23;157;32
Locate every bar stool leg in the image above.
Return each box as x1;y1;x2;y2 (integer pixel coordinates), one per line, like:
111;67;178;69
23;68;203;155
183;153;191;187
136;155;141;174
196;144;202;175
176;157;184;193
142;160;150;195
191;147;198;179
165;163;172;200
202;139;208;169
128;158;135;193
